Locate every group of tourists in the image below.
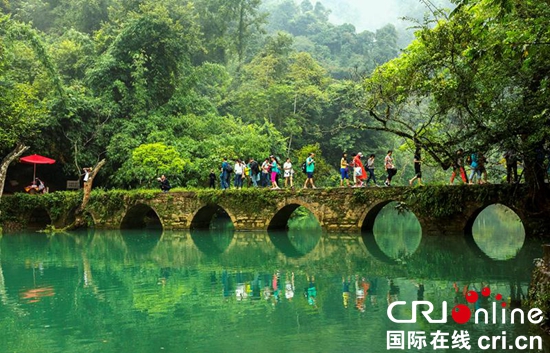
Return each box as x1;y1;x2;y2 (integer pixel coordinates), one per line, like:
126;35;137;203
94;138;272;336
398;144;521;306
216;153;318;190
339;150;403;188
449;149;495;185
213;150;406;191
156;147;529;192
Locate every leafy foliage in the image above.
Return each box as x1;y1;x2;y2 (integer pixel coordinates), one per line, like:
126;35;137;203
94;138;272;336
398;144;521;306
116;143;187;188
361;0;550;189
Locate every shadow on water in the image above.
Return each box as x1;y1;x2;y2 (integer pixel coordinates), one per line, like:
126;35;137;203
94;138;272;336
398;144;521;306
268;207;322;258
361;202;422;263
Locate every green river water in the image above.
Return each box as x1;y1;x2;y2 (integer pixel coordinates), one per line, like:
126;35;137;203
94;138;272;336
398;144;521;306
0;204;548;352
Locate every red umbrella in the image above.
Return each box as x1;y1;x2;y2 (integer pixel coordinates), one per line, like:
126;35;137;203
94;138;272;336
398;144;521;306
20;154;56;181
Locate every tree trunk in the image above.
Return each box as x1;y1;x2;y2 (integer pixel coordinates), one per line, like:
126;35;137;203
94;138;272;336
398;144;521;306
79;159;106;213
0;143;29;200
66;159;106;230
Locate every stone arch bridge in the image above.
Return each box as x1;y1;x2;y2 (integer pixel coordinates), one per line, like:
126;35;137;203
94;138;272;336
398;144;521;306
5;184;545;236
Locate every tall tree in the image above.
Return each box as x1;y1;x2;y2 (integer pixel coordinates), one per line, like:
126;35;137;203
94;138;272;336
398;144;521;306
0;16;59;199
194;0;266;65
361;0;550;196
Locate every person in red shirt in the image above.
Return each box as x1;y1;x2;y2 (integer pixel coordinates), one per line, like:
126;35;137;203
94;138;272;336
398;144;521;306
353;153;366;187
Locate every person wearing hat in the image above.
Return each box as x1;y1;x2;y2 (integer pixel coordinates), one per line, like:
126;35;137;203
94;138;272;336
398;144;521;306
353;153;366;187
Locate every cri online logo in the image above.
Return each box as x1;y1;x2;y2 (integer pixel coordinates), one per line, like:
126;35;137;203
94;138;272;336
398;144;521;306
387;287;544;325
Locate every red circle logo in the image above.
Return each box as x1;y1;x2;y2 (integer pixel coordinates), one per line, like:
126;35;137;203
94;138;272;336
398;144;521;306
466;290;478;303
451;304;471;324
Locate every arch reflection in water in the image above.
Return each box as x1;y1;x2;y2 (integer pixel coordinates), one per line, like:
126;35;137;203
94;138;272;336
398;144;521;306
190;227;234;256
470;204;526;260
268;207;322;258
362;202;421;263
120;228;163;257
190;206;235;255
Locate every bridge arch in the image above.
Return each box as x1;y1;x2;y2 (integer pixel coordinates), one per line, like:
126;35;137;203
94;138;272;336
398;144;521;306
464;203;526;261
27;207;52;230
359;200;422;263
190;204;236;230
120;203;163;229
359;200;421;233
267;202;320;231
267;202;322;258
464;202;525;236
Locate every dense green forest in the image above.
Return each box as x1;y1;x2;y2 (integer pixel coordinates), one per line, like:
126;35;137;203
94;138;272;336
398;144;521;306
0;0;549;191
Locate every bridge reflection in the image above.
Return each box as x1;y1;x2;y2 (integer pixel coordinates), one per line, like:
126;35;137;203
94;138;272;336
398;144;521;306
1;228;539;282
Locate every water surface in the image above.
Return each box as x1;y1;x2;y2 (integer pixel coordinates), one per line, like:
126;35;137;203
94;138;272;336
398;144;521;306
0;204;547;352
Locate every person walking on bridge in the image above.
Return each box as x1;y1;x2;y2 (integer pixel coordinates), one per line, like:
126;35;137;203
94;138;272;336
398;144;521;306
303;153;316;189
409;148;423;186
366;154;377;186
353;153;366;187
449;149;468;185
340;153;350;187
384;151;397;187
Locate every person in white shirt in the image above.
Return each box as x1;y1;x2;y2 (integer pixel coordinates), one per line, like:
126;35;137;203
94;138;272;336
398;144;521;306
384;150;397;187
283;158;294;188
234;159;244;189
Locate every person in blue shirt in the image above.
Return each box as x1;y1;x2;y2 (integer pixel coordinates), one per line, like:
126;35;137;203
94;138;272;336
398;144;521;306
468;152;478;184
303;152;316;189
220;158;229;189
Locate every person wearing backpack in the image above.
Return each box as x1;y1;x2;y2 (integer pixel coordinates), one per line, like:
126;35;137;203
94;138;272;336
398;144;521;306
249;158;260;187
303;152;316;189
